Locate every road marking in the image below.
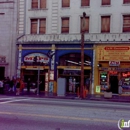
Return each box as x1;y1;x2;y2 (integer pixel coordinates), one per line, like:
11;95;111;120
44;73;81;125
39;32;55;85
0;97;18;100
5;102;130;114
0;111;117;123
0;98;31;104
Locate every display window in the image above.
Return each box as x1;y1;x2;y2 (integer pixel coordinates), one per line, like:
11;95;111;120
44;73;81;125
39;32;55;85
120;72;130;94
99;71;109;92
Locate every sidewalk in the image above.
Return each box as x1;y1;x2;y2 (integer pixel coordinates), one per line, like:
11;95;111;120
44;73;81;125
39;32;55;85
1;91;130;103
88;94;130;103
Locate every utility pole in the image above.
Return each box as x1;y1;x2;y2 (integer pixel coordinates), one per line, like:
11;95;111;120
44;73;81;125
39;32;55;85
33;56;40;96
80;12;86;98
37;65;40;96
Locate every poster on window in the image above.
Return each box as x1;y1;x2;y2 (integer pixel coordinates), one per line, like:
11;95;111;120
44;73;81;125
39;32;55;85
45;73;48;82
45;82;48;92
49;71;54;81
49;82;53;93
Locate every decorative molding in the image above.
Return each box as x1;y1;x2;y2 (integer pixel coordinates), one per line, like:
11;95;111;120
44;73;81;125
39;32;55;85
17;33;130;44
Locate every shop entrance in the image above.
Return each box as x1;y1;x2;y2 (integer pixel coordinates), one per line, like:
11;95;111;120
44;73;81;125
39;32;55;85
22;69;47;92
109;76;118;94
0;67;5;80
58;69;90;94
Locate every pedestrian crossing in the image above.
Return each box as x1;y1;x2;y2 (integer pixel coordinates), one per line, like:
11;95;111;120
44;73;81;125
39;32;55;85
0;97;31;104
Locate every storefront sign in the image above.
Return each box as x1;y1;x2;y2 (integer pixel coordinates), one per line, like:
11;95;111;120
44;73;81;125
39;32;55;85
122;72;130;77
109;61;120;66
109;71;118;75
99;67;130;72
24;53;49;63
97;46;130;61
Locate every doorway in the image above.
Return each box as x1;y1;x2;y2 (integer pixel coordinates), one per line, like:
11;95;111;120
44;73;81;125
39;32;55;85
22;69;46;92
109;76;118;94
0;67;5;80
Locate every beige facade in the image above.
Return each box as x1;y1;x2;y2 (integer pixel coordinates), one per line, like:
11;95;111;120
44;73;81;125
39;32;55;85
0;0;17;79
17;0;130;95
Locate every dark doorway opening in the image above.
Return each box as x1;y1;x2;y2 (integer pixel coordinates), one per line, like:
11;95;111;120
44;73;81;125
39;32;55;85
23;70;46;92
109;76;118;94
0;67;5;80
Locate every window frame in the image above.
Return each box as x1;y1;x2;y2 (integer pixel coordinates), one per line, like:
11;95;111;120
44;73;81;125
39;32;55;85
81;0;90;7
101;0;111;6
31;0;46;9
123;0;130;4
31;19;38;34
101;16;111;33
61;17;69;33
62;0;70;8
30;18;46;34
123;15;130;32
32;0;38;9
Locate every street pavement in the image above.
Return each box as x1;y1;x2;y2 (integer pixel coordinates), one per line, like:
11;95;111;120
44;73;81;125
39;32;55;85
0;95;130;130
1;91;130;103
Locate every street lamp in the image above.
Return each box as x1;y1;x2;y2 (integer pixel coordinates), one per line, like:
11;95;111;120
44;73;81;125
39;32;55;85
80;12;86;98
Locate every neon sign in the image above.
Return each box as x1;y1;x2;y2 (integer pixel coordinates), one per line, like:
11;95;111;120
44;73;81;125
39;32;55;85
122;72;130;77
109;71;118;75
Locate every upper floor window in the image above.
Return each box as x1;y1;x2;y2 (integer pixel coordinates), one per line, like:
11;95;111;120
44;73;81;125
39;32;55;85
123;15;130;32
31;19;46;34
101;16;110;33
123;0;130;4
61;18;69;33
62;0;70;7
32;0;46;9
102;0;111;5
80;17;89;33
81;0;90;6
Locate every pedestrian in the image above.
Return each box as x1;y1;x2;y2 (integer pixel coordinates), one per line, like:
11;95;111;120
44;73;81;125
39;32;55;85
16;78;20;95
9;79;14;92
0;80;4;94
5;77;10;92
27;78;31;94
20;79;25;95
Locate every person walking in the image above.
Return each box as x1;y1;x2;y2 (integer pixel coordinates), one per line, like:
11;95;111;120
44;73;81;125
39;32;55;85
27;78;31;94
0;80;4;94
20;79;25;95
9;79;14;92
16;78;20;95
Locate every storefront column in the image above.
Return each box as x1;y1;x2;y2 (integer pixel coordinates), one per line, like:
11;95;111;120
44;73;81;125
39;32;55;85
91;45;96;95
49;44;56;94
17;45;22;78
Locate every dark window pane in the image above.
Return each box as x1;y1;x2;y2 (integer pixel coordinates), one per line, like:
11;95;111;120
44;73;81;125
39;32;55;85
32;0;38;8
62;0;70;7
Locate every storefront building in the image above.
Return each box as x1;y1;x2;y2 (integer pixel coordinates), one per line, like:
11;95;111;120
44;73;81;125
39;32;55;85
94;45;130;96
17;43;93;95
